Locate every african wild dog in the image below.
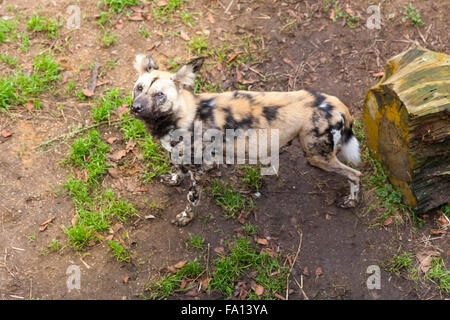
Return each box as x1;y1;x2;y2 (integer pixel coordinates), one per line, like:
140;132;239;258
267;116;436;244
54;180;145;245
131;54;361;227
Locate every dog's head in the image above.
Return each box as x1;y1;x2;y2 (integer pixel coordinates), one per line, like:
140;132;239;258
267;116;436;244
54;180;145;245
131;54;204;120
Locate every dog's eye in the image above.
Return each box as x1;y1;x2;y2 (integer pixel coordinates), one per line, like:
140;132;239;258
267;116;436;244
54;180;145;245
154;92;164;98
136;85;143;92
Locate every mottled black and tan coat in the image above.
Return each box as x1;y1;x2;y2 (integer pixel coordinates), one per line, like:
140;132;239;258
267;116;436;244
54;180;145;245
131;55;361;226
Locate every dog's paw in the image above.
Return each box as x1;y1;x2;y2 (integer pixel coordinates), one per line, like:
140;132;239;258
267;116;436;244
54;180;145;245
171;210;193;227
160;173;181;186
336;196;358;208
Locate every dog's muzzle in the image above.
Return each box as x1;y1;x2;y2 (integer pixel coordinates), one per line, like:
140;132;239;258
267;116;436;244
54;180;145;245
131;102;144;114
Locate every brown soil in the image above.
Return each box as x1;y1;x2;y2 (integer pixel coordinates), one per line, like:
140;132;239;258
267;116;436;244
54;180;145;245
0;0;448;300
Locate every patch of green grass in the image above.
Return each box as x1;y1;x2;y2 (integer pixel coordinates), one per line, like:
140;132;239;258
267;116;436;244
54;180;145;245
108;241;131;262
64;129;110;184
402;3;424;27
152;0;189;22
179;11;195;27
330;4;360;28
186;234;204;251
242;222;258;237
41;239;61;255
138;28;152;39
101;189;137;222
65;81;76;96
240;166;263;191
75;90;87;101
210;179;254;219
146;260;205;299
64;224;96;250
97;11;112;28
27;15;63;39
425;257;449;294
0;52;61;111
385;252;414;275
139;134;171;182
103;0;139;13
0;19;17;43
0;53;18;67
18;32;32;52
99;30;117;47
92;88;129;123
188;36;209;55
210;237;288;299
120;114;147;142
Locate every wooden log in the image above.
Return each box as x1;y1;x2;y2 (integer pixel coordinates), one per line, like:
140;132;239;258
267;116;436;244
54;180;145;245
363;46;449;213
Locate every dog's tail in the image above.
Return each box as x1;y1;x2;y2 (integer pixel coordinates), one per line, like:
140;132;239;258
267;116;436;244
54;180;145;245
340;118;361;166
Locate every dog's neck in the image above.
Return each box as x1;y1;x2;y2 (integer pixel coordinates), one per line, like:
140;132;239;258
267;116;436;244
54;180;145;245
173;89;199;131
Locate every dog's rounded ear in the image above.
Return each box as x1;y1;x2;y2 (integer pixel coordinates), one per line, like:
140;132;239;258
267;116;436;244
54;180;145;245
171;56;205;88
134;54;159;74
187;56;205;73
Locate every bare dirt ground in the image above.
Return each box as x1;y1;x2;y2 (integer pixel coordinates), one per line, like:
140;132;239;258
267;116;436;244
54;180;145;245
0;0;449;300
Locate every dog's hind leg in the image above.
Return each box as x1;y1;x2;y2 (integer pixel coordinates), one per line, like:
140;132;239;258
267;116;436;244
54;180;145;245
299;127;361;208
306;154;361;208
171;169;203;226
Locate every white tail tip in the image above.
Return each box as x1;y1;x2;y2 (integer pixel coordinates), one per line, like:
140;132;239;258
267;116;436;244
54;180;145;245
341;136;361;166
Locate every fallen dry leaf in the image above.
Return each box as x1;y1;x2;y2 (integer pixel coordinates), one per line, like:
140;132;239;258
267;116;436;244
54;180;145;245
108;168;120;179
107;137;119;144
185;287;198;297
180;30;190;41
128;13;144;21
329;9;336;21
108;150;127;161
303;266;309;276
130;6;146;13
260;248;276;258
115;19;124;30
283;57;293;66
416;250;440;273
214;247;225;254
227;53;238;64
157;0;168;6
315;267;324;277
383;216;393;226
430;229;446;235
167;266;177;273
255;285;264;296
25;100;34;112
123;275;129;283
174;260;187;269
82;88;94;97
256;238;268;246
1;130;12;138
39;216;56;232
201;277;211;290
372;71;385;78
125;141;137;152
274;293;286;300
71;214;78;227
96;80;110;87
207;12;215;24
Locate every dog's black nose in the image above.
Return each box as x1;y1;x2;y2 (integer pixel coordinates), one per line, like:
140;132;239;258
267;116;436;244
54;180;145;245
131;102;143;113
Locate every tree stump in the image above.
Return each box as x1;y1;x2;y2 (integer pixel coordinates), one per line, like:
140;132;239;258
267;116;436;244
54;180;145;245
363;46;449;213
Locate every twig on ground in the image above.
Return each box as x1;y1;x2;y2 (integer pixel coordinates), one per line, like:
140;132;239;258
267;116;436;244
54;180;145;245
286;229;303;300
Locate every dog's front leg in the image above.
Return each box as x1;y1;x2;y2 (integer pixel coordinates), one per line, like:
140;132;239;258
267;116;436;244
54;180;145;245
171;169;203;227
160;165;189;186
